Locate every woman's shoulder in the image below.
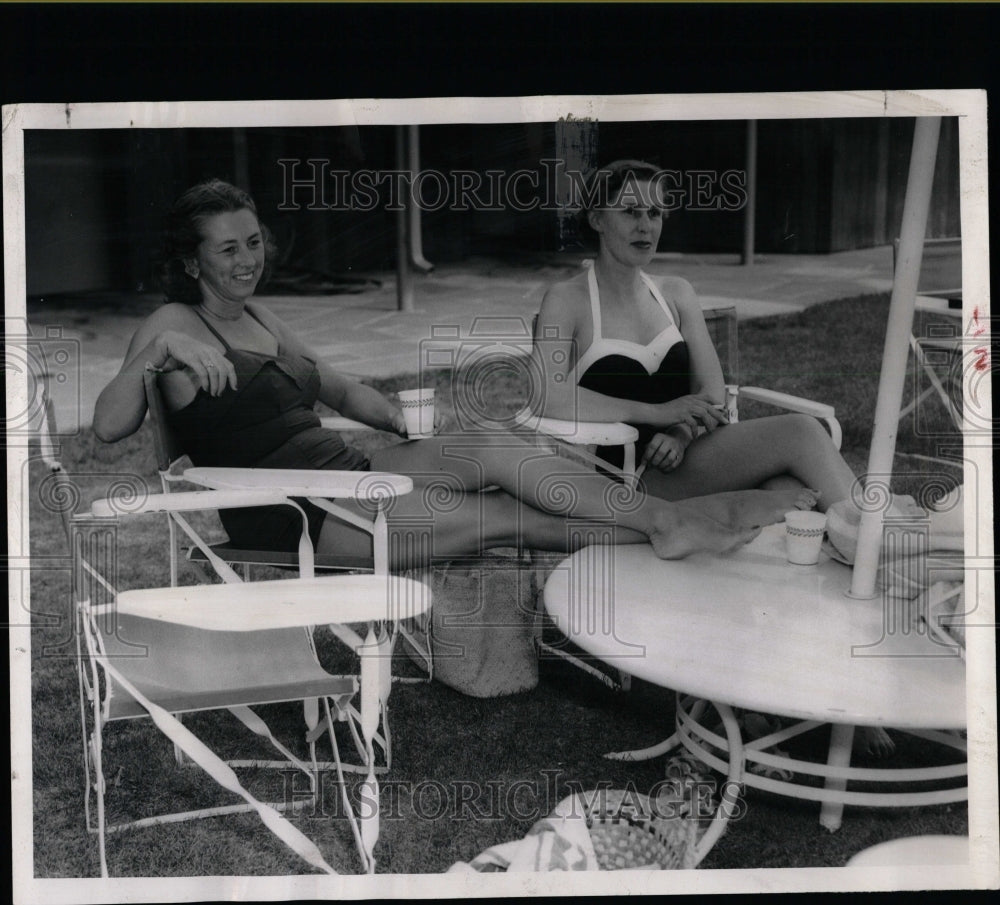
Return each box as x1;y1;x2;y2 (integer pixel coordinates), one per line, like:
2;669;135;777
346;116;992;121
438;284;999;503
540;268;590;314
151;301;201;324
135;301;201;335
646;272;696;300
643;273;700;329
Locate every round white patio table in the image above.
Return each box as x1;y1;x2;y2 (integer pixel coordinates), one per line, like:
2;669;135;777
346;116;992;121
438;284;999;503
542;524;967;860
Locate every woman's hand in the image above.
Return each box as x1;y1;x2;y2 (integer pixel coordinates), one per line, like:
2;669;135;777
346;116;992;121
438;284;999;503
154;331;237;397
388;408;408;436
642;431;688;472
650;393;727;433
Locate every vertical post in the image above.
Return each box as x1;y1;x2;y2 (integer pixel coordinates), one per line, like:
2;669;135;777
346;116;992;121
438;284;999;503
742;120;758;266
394;126;414;312
407;125;434;273
554;117;599;250
232;127;250;191
819;723;855;831
850;117;941;599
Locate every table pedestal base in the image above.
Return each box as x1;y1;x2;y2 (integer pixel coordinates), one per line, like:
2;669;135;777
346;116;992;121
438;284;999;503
607;694;967;844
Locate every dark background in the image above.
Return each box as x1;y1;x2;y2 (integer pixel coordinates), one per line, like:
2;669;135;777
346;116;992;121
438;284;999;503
20;118;963;295
2;3;996;101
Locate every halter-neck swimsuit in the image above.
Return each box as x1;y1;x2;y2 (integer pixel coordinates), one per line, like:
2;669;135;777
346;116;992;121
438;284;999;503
166;307;370;552
575;265;692;470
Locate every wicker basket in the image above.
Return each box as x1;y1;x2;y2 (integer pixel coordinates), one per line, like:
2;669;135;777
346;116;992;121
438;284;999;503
583;791;698;871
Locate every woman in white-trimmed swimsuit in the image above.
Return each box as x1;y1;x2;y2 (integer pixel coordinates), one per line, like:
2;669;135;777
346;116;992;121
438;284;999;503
532;159;860;525
533;159;931;757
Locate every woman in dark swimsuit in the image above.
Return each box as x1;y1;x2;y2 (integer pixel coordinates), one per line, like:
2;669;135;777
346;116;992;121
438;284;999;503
532;159;860;523
94;179;762;568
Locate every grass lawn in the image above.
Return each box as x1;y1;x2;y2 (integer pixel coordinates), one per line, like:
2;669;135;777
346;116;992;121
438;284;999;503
27;294;968;877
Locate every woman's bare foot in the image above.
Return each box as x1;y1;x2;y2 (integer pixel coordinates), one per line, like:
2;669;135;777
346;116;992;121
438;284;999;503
854;725;896;758
648;502;761;560
691;488;819;529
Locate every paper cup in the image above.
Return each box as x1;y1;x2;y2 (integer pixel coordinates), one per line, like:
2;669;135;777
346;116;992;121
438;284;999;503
398;388;435;439
784;510;827;565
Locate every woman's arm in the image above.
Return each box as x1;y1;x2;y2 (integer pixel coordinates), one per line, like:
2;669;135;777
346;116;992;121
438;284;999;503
248;302;407;434
670;277;726;402
93;308;237;442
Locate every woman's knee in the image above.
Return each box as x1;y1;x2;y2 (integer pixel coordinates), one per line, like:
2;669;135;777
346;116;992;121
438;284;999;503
775;412;831;447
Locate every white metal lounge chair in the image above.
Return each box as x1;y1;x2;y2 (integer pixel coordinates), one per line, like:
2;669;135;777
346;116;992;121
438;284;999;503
893;236;964;436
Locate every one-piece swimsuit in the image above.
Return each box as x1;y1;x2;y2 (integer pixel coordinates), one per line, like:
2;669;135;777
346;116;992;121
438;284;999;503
166;307;370;552
575;265;693;470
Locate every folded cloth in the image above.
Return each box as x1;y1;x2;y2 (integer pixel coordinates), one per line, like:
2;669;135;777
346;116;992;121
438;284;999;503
826;494;923;563
447;795;599;873
826;492;964;565
879;551;965;600
920;581;966;657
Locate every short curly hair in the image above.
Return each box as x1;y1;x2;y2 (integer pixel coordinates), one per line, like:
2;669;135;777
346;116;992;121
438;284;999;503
576;159;663;246
160;179;277;304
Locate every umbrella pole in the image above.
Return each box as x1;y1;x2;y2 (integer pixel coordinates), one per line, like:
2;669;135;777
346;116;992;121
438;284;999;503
849;116;942;599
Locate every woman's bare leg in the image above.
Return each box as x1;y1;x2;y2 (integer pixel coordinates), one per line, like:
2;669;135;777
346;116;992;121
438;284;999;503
369;432;760;560
642;414;855;513
317;489;648;571
657;487;820;529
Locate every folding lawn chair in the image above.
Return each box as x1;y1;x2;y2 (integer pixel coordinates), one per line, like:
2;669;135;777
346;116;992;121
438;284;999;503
143;369;434;679
35;375;430;875
893;236;964;437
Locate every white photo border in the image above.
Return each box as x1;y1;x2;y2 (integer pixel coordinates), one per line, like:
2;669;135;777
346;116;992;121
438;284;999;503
5;90;996;902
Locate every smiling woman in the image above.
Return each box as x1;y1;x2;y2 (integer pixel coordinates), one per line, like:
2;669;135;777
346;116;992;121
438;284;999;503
186;208;267;306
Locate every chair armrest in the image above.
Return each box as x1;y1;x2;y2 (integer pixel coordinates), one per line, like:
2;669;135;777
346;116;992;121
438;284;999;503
320;415;375;432
117;574;431;629
183;467;413;500
91;488;295;518
513;408;639;446
737;386;842;450
737;386;835;420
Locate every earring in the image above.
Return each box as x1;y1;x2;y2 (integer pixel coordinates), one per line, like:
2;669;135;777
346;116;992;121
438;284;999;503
184;261;200;279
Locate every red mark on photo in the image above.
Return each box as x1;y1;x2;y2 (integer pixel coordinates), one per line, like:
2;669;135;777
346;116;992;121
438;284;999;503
970;307;987;338
973;347;990;372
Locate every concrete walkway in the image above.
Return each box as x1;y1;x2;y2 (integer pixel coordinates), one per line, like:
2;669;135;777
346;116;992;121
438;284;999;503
25;247;895;431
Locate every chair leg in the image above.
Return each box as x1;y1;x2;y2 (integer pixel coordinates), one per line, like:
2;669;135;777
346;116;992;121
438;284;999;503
396;621;433;681
89;708;111;877
322;698;375;873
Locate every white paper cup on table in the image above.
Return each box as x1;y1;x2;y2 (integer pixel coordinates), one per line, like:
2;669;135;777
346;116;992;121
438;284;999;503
784;510;827;565
398;388;435;439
